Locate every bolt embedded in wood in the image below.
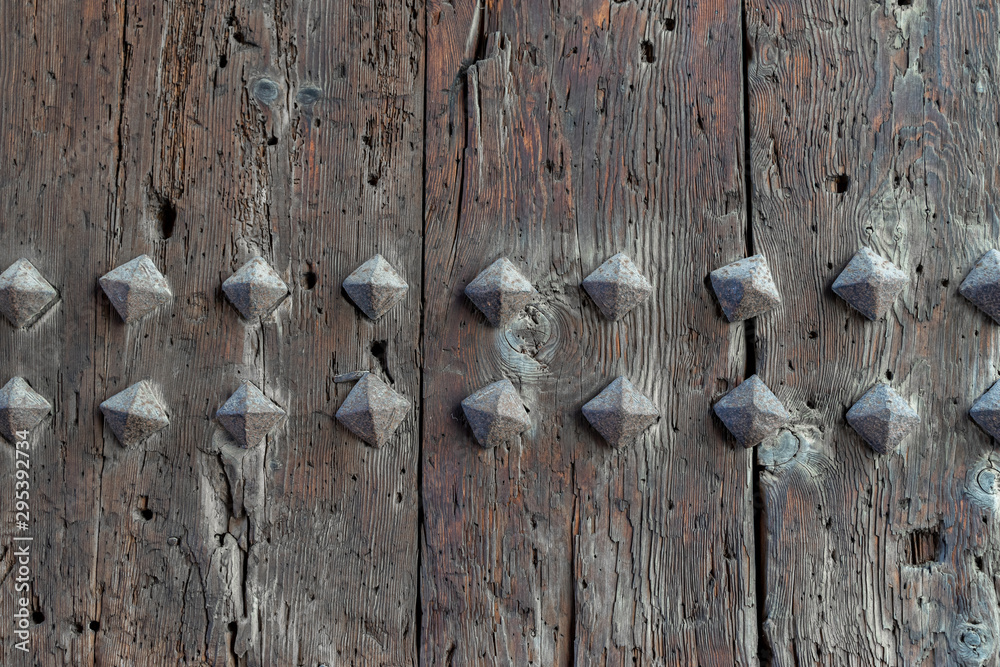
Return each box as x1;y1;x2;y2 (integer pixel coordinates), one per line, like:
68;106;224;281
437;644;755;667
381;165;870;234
99;255;172;323
222;256;289;320
335;373;410;447
846;384;919;454
832;247;908;320
464;258;539;327
461;379;531;448
970;380;1000;440
960;249;1000;323
582;376;659;449
0;377;52;443
216;381;286;448
581;253;653;321
343;254;408;320
713;374;790;447
0;259;58;328
709;254;781;322
100;380;169;446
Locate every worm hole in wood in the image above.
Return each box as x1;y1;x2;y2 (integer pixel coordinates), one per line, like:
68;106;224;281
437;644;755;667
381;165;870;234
89;621;100;632
156;196;176;239
828;173;850;193
664;18;676;31
640;40;655;63
905;527;940;565
31;611;44;624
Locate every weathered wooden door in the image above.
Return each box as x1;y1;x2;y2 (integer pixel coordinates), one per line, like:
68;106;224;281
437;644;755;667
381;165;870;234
2;0;998;665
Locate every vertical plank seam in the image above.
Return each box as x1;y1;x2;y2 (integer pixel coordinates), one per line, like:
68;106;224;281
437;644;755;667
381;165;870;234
417;0;429;661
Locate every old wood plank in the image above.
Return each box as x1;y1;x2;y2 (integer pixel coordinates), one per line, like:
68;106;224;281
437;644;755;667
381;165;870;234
421;0;756;663
0;1;122;665
747;0;1000;664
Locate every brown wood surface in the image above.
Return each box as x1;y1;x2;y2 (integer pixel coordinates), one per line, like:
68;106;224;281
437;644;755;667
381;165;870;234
1;0;998;665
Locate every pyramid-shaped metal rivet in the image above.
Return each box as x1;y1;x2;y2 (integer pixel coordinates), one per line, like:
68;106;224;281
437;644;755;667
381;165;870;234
0;377;52;442
970;380;1000;440
216;381;286;448
461;379;531;448
582;376;659;448
99;255;172;323
222;257;289;320
465;258;539;327
846;384;919;454
832;247;908;320
100;380;169;446
336;373;410;447
0;259;58;328
582;253;653;321
710;254;781;322
961;249;1000;323
343;254;408;320
714;375;790;447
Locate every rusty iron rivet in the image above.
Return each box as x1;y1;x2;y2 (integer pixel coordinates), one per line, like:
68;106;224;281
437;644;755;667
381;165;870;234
960;249;1000;323
296;86;322;105
970;380;1000;440
709;254;781;322
713;374;790;447
0;377;52;443
335;373;409;447
461;379;531;448
99;255;172;323
343;254;408;321
222;256;289;320
100;380;169;447
582;376;658;449
465;258;539;327
216;381;286;448
846;383;919;454
252;78;280;105
0;259;58;328
832;247;908;320
581;253;653;321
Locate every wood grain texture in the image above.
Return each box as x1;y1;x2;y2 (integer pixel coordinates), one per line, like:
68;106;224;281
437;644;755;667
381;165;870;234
421;0;756;663
0;0;423;665
747;0;1000;664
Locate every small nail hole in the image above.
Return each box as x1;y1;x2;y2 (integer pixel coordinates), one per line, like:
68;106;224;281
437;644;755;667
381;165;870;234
367;173;380;186
304;271;317;290
89;621;100;632
228;621;238;632
266;136;278;146
157;197;176;239
885;370;894;381
829;174;849;193
32;611;45;624
140;508;153;521
664;18;676;31
941;279;949;287
916;264;923;274
640;40;656;63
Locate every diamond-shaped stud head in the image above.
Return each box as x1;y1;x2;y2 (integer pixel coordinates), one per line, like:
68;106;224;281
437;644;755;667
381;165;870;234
710;254;781;322
582;376;659;448
713;375;790;447
961;249;1000;323
0;378;52;442
99;255;171;323
461;379;531;448
582;253;653;321
0;259;58;328
100;380;169;446
216;381;286;448
970;381;1000;440
343;254;408;320
846;384;920;454
832;248;908;320
222;256;289;320
336;374;410;447
465;258;539;327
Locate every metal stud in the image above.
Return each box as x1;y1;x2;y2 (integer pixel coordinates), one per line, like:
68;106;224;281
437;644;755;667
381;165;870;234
961;249;1000;323
582;376;659;448
465;258;539;327
0;259;58;328
0;377;52;442
710;254;781;322
832;247;908;320
971;380;1000;440
335;373;410;447
343;254;408;320
222;256;289;320
99;255;172;323
713;375;790;447
216;381;286;448
100;380;169;446
846;384;919;454
582;253;653;321
461;379;531;448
